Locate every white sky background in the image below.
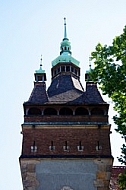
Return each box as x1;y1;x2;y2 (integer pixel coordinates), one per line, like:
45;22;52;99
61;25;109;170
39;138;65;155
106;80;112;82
0;0;126;189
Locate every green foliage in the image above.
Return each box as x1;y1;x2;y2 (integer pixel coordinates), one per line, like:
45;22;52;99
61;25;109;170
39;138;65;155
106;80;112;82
118;170;126;190
90;26;126;165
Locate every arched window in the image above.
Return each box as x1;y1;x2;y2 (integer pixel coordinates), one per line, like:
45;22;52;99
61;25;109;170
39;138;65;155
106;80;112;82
75;107;89;115
28;108;41;115
44;108;57;115
91;108;104;115
59;107;73;115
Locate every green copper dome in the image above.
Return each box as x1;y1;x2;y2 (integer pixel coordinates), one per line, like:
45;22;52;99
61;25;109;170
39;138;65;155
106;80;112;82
35;56;45;74
60;39;71;54
35;64;45;73
52;18;80;67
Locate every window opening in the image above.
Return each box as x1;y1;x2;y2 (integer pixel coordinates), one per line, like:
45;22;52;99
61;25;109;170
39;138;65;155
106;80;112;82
96;141;102;151
77;141;84;151
61;66;65;72
75;69;77;75
63;141;69;151
91;108;104;115
31;141;37;153
66;66;70;72
49;141;55;151
58;67;60;73
44;108;57;115
59;108;73;115
75;107;89;115
28;108;41;115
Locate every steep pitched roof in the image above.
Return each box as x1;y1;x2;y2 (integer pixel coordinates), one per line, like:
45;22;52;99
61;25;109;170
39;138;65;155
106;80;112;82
27;82;48;104
25;75;106;105
47;75;105;104
85;82;105;104
47;74;84;103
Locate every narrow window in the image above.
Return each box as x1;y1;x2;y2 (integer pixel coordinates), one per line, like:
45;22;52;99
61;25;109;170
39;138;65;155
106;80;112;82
31;141;37;153
63;141;69;151
66;66;70;72
61;66;65;72
96;141;102;151
77;141;84;151
49;141;55;151
75;69;77;75
58;67;60;73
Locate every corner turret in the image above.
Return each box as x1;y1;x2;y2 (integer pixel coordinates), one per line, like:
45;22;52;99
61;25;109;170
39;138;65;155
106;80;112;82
34;55;46;82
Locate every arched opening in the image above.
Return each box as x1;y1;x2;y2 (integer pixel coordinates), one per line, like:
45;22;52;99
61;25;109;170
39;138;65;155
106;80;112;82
59;107;73;115
28;107;41;115
44;108;57;115
91;108;104;115
75;107;89;115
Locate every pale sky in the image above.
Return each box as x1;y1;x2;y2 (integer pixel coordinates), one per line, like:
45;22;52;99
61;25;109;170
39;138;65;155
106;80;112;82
0;1;126;189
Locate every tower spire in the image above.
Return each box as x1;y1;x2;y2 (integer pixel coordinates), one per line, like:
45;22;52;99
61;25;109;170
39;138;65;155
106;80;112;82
64;17;67;40
40;54;42;67
34;55;46;82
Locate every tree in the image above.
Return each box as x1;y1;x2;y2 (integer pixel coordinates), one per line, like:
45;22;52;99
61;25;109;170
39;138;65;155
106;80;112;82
118;170;126;190
90;26;126;166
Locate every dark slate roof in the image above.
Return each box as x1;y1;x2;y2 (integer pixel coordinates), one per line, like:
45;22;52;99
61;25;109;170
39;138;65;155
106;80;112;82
47;74;83;96
27;82;48;104
84;82;105;103
47;75;105;104
25;74;106;105
47;74;84;103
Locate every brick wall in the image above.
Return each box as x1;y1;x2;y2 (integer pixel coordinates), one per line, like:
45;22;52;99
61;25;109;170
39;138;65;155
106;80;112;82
24;115;108;123
21;126;111;156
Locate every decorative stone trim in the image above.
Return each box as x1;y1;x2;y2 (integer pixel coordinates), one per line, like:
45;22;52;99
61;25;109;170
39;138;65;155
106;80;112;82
20;160;39;190
61;186;73;190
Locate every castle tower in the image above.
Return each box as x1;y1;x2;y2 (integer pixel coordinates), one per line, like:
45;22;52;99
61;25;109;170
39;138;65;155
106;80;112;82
19;18;113;190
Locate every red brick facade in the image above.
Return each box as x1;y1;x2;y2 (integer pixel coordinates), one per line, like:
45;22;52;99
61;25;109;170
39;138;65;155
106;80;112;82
22;125;111;157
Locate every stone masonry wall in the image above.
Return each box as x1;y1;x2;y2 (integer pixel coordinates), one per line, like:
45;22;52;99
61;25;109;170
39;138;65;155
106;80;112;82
20;158;113;190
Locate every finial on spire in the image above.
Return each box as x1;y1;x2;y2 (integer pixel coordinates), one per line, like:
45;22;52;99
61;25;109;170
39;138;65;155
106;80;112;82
64;17;67;39
89;56;92;70
40;54;42;67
